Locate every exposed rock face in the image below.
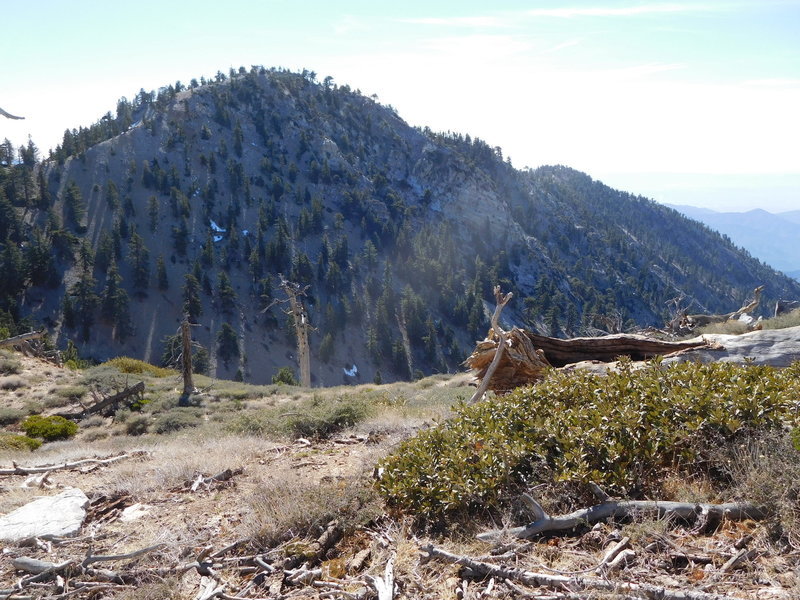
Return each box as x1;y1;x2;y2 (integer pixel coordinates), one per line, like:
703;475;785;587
0;488;89;542
664;326;800;367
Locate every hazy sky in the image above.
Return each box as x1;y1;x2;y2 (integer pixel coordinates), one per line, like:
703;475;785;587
3;0;799;211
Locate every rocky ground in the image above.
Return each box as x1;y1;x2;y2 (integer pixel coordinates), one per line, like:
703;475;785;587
0;351;798;599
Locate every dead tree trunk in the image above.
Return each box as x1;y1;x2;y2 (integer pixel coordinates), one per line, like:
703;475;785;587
181;318;194;396
280;278;312;387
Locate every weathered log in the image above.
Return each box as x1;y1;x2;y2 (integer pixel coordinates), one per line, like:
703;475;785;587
683;286;763;330
522;332;717;367
0;331;43;348
0;452;144;476
478;497;766;541
80;381;145;417
465;329;715;391
422;544;749;600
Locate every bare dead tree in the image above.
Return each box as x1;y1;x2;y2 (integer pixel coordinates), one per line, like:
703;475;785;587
269;276;314;387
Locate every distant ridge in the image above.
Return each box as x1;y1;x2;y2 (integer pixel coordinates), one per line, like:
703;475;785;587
667;204;800;276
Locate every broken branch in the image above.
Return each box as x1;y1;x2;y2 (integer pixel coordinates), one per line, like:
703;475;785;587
478;497;766;541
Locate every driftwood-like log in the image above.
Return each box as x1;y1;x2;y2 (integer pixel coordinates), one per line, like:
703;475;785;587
522;332;717;368
0;452;145;476
421;544;748;600
0;331;43;348
81;381;145;416
465;329;715;391
478;497;766;541
682;286;764;330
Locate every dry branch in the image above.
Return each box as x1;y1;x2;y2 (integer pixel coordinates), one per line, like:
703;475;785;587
422;544;748;600
0;331;43;348
468;287;516;402
0;452;145;476
680;286;764;332
478;497;766;541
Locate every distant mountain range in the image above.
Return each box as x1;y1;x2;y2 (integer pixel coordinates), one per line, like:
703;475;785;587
667;205;800;281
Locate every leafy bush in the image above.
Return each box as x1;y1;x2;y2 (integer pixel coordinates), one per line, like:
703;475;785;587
376;359;800;521
21;415;79;441
0;433;42;451
272;367;298;386
105;357;175;378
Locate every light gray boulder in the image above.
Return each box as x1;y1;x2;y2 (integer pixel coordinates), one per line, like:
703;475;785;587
0;488;89;543
664;325;800;367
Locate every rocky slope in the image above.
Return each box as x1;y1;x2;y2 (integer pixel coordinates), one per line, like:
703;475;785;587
4;67;799;384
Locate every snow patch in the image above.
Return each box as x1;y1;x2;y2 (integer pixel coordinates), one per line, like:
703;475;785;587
210;220;226;233
213;235;224;243
343;364;358;377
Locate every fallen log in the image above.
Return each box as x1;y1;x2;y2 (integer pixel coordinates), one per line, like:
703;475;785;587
478;496;767;542
422;544;749;600
522;332;718;367
680;286;764;332
465;330;716;391
0;331;44;348
0;452;145;476
79;381;145;417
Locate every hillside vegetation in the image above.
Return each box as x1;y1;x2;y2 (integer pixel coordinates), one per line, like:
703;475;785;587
1;66;799;385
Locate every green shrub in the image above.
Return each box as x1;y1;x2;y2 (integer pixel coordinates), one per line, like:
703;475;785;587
272;367;298;386
377;359;800;521
152;409;202;434
21;414;79;441
0;433;42;451
105;357;176;378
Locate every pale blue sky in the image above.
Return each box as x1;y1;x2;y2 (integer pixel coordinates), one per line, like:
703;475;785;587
3;1;799;210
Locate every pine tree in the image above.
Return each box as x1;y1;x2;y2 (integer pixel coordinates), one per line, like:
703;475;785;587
217;322;239;366
156;256;169;290
182;274;202;322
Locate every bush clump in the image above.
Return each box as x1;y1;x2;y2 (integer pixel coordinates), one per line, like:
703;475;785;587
105;357;175;378
286;395;368;440
152;409;202;434
228;394;370;440
21;415;79;441
376;359;800;521
0;433;42;451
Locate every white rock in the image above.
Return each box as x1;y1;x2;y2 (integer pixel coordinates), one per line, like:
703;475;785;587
120;503;151;522
0;488;89;542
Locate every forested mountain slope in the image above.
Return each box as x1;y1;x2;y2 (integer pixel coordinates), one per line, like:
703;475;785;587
1;66;798;385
